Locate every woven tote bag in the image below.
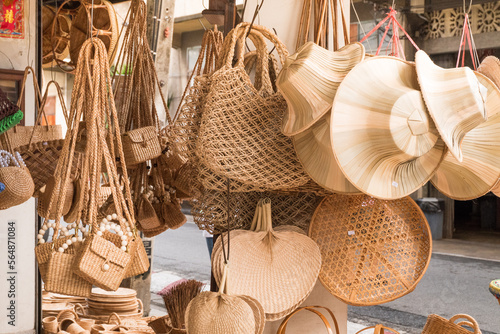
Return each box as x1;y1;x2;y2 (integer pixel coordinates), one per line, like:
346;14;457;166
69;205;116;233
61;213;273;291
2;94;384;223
0;150;34;210
277;306;340;334
196;23;309;190
422;314;482;334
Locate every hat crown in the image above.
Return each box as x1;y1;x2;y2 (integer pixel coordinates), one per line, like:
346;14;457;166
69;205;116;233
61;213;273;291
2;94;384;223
407;107;429;136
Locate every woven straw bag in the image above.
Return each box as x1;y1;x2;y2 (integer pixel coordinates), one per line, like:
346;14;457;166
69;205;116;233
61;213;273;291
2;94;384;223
122;126;162;166
137;195;162;230
422;314;482;334
38;175;75;219
0;87;19;121
212;198;321;320
355;325;400;334
103;231;149;278
277;306;339;334
0;150;34;210
196;23;309;190
309;195;432;306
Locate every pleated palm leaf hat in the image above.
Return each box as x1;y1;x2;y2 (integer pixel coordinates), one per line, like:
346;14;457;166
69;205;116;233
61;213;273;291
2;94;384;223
431;72;500;200
415;50;488;162
277;42;365;136
331;56;447;200
478;56;500;88
293;111;362;194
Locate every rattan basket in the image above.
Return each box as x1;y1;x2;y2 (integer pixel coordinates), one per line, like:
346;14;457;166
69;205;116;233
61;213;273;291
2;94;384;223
422;314;482;334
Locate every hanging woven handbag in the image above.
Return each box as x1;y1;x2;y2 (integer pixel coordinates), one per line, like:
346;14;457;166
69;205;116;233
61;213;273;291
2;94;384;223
196;23;309;190
355;325;401;334
422;314;482;334
0;86;20;121
277;306;340;334
0;150;34;210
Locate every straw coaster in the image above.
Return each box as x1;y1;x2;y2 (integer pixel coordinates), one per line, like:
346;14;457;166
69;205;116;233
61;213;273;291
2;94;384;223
415;50;487;162
331;56;447;199
212;201;321;319
478;56;500;89
431;72;500;200
278;42;365;136
294;111;361;194
309;194;432;306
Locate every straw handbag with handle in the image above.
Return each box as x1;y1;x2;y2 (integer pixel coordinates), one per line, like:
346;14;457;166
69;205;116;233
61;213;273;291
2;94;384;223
277;306;340;334
196;23;309;190
0;86;20;121
355;325;400;334
422;314;482;334
0;150;34;210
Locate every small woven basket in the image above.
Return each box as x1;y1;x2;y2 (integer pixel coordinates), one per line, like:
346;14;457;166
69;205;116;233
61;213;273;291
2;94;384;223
422;314;482;334
277;306;339;334
0;150;35;210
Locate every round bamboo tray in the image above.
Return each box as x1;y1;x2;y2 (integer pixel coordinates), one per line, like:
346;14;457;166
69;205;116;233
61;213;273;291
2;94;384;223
309;194;432;306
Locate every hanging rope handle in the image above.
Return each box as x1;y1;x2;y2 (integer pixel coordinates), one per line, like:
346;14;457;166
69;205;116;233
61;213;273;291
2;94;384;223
456;13;479;70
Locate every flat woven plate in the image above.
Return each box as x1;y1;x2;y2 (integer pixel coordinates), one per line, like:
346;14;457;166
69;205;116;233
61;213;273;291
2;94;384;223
309;194;432;306
91;287;137;298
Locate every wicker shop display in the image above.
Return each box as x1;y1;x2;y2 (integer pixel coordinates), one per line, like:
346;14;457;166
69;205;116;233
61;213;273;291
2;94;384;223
477;56;500;89
185;265;263;334
277;306;340;334
330;56;447;200
42;5;71;68
212;198;321;320
309;194;432;306
422;314;482;334
42;309;79;334
0;150;34;210
293;111;361;194
431;72;500;200
277;42;365;136
196;23;310;190
415;50;487;162
191;189;321;234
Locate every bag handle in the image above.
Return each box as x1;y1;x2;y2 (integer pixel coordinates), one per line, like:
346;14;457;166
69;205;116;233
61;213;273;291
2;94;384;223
355;325;401;334
277;306;340;334
449;314;481;334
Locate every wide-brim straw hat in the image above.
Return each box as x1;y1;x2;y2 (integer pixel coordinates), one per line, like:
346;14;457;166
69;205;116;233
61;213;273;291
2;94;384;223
309;194;432;306
278;42;365;136
331;56;447;200
415;50;488;162
293;111;361;194
212;199;321;320
478;56;500;89
431;72;500;200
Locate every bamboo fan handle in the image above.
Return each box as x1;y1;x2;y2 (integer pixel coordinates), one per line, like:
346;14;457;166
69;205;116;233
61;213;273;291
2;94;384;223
218;263;230;295
262;198;273;232
277;306;340;334
355;325;401;334
449;314;481;333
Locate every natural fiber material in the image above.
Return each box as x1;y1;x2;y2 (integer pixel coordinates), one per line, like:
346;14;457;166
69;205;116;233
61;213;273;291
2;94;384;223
309;195;432;306
191;190;321;234
137;196;161;230
0;87;19;120
38;176;75;219
0;150;34;210
355;325;401;334
277;42;365;136
213;199;321;320
160;279;204;329
422;314;482;334
478;56;500;89
69;1;118;67
42;5;71;68
197;23;309;190
331;56;447;199
277;306;340;334
122;126;161;165
294;112;360;194
431;72;500;200
415;50;487;162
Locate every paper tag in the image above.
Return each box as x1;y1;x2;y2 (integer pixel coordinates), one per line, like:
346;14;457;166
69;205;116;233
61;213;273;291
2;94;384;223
348;231;355;236
392;181;398;187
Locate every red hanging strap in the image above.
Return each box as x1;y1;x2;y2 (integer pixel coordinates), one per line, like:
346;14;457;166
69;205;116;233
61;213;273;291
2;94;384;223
456;13;478;70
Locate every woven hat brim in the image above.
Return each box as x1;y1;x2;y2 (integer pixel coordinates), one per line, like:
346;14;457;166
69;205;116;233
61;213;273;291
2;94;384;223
294;111;361;194
415;50;487;163
478;56;500;89
309;195;432;306
431;72;500;200
279;42;365;136
331;56;447;200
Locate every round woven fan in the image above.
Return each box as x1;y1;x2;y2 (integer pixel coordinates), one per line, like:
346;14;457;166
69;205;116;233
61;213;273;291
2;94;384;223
309;194;432;306
330;56;447;200
293;111;361;194
431;72;500;200
277;42;365;135
43;5;71;68
415;50;487;162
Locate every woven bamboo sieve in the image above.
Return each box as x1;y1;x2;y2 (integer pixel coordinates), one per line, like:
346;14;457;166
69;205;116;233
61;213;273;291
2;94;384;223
0;151;35;210
277;306;340;334
422;314;482;334
191;190;321;234
309;194;432;306
196;23;310;190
